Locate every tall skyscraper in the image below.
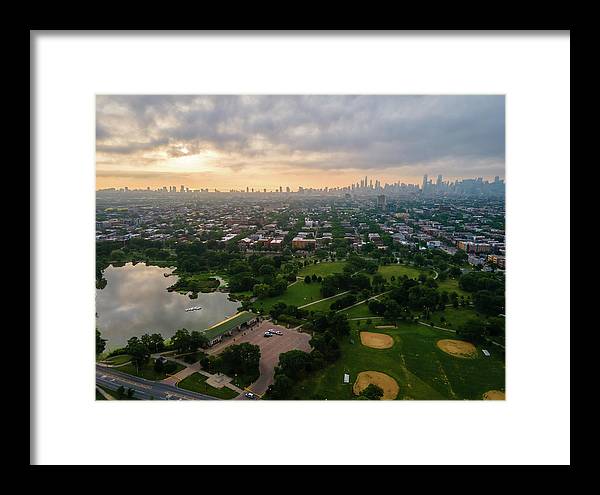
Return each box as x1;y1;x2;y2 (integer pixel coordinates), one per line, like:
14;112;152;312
437;175;443;187
422;174;428;192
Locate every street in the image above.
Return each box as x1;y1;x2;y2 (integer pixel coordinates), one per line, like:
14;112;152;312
96;366;217;400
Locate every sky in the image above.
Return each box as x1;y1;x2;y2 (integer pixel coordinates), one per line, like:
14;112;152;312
96;95;505;191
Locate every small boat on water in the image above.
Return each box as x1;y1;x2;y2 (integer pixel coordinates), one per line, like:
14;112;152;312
185;306;202;312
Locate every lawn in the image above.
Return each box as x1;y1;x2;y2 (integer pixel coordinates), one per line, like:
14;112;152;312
338;301;377;319
177;373;239;399
428;307;481;330
252;280;325;313
301;292;352;313
435;277;470;297
377;263;424;280
118;359;185;381
102;354;132;366
298;261;347;278
288;319;505;400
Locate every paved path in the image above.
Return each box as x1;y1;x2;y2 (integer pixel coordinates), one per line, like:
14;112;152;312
160;362;203;386
96;360;132;368
418;320;456;333
298;290;350;309
337;290;391;313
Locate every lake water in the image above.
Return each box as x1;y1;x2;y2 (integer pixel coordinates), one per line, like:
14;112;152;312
96;262;241;350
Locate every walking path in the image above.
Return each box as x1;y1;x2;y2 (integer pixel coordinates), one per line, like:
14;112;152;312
418;320;456;333
337;290;392;313
97;360;132;368
298;290;351;309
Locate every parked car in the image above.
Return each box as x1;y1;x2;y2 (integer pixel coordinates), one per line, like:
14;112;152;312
264;331;273;337
245;392;256;399
273;330;283;335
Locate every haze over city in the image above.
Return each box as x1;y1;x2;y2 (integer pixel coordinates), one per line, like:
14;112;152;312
96;95;505;191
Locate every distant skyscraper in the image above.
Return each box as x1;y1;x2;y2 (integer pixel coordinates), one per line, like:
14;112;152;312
180;185;185;193
377;194;386;208
422;174;428;192
437;175;443;186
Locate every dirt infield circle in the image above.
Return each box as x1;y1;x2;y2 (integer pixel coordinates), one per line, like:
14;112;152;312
360;331;394;349
436;339;477;358
353;371;399;400
483;390;506;400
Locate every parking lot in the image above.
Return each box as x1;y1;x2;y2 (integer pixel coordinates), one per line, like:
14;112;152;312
208;320;312;396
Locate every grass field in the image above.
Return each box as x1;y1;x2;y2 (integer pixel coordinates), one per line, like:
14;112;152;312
429;307;481;330
338;301;376;318
377;264;423;280
298;261;347;278
252;280;325;313
118;359;185;381
102;354;132;366
435;277;470;297
289;318;505;400
177;373;238;399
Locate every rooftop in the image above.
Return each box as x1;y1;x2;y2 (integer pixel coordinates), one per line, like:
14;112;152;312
201;311;258;341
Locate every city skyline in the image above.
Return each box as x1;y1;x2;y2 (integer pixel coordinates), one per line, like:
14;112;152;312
96;95;505;191
97;172;504;194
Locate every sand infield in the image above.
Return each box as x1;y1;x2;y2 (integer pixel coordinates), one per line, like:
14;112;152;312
436;339;477;358
353;371;399;400
483;390;506;400
360;331;394;349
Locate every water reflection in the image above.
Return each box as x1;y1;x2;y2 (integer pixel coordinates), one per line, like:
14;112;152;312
96;262;241;350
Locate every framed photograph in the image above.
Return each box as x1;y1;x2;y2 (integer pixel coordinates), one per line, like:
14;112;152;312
31;30;570;466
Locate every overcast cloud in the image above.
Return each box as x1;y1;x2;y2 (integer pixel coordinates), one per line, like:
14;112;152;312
96;95;504;188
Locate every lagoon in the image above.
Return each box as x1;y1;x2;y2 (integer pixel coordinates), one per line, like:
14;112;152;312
96;262;241;350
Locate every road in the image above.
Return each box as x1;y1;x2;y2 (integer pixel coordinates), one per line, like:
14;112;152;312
96;365;218;401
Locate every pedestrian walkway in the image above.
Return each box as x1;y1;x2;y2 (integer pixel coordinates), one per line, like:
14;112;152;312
298;290;351;309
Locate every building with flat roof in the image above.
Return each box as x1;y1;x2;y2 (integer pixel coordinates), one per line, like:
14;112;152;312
201;311;259;347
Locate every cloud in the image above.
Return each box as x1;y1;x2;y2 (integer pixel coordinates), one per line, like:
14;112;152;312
96;95;505;180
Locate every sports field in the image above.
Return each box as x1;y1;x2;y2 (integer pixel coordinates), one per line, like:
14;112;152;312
289;318;505;400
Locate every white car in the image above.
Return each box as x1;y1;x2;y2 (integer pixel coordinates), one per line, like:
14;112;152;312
245;392;256;399
264;331;273;337
273;330;283;335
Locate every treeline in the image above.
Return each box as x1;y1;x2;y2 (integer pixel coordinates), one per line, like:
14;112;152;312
96;238;172;287
459;272;505;316
227;254;300;296
265;312;350;399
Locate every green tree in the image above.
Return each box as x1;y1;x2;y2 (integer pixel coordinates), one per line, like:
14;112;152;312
126;337;150;372
171;328;192;354
96;329;107;356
